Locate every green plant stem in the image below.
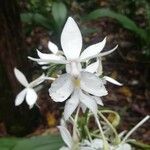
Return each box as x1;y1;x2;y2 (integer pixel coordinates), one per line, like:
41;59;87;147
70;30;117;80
98;111;120;144
121;115;149;143
84;125;92;142
95;115;109;150
73;107;80;143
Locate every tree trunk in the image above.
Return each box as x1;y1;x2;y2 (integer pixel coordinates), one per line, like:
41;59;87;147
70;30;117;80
0;0;40;136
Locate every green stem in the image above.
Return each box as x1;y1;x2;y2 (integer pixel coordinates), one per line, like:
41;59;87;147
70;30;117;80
95;115;109;150
84;125;92;142
98;111;120;144
122;115;149;143
73;107;80;142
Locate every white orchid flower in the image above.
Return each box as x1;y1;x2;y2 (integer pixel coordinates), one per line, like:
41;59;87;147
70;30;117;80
28;17;111;78
58;126;104;150
49;71;107;120
31;17;109;120
14;68;54;108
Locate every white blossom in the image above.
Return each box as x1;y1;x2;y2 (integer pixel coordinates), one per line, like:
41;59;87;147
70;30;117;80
28;17;112;78
49;71;107;120
28;17;110;119
14;68;54;108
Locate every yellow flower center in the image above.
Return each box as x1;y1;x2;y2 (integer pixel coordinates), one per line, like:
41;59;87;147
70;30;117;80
73;78;80;87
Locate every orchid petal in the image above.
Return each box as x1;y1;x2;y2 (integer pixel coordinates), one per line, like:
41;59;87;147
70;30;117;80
85;60;99;73
80;103;87;113
100;45;118;57
96;59;103;76
61;17;82;60
103;76;122;86
15;89;27;106
92;96;104;106
26;88;37;107
64;90;80;120
80;37;106;61
58;126;73;148
37;50;65;62
49;74;74;102
80;72;108;97
48;41;58;54
14;68;29;87
79;91;97;115
28;56;66;64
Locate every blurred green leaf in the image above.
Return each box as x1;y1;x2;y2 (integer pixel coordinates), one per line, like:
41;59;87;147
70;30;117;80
21;13;51;30
83;9;148;41
52;2;67;31
0;138;19;150
0;135;63;150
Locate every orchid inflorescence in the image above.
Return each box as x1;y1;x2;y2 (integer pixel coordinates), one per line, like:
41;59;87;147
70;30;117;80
14;17;149;150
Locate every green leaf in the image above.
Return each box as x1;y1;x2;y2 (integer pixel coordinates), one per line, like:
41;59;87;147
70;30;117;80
13;135;63;150
0;138;21;150
21;13;51;30
129;140;150;150
83;9;148;41
0;135;63;150
52;2;67;31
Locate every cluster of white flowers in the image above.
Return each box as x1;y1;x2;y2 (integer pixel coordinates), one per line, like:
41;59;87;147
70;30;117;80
14;17;149;150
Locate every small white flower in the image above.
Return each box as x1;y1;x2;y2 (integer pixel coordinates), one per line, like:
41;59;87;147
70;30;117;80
14;68;47;108
49;71;107;120
58;126;104;150
28;17;111;78
31;17;109;120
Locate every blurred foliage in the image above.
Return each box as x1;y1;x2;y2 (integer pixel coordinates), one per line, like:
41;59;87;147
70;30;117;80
20;0;150;57
0;134;63;150
21;0;67;35
81;0;150;57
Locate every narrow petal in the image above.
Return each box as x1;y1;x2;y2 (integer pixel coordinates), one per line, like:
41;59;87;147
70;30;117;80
48;41;58;54
92;96;104;106
26;88;37;107
49;74;74;102
37;50;66;62
15;89;27;106
103;76;122;86
58;126;73;148
80;103;87;113
96;58;103;76
61;17;82;60
80;37;106;61
28;53;66;64
100;45;118;57
14;68;29;87
85;60;99;73
64;90;80;120
80;72;108;97
29;74;45;87
79;91;97;115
